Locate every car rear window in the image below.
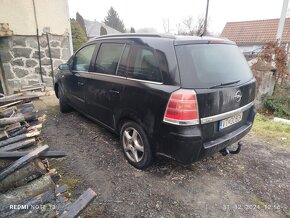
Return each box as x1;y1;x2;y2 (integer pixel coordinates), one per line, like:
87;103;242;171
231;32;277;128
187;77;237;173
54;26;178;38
175;44;253;88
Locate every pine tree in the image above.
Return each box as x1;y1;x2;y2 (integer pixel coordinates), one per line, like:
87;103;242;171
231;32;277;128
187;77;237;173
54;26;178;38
104;7;126;33
76;12;87;38
130;27;136;33
100;26;107;35
70;19;87;52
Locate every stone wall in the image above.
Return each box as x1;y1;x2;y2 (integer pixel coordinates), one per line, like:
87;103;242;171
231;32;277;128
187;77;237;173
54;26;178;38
0;34;71;94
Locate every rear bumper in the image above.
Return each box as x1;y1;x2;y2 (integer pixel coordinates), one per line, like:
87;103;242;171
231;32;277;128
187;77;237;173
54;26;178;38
155;106;256;164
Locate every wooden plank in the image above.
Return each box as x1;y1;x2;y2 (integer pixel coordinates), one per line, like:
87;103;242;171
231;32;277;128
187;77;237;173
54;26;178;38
60;188;97;218
0;138;36;152
0;145;48;181
55;185;68;195
0;95;39;106
0;100;23;110
0;130;40;147
0;150;66;158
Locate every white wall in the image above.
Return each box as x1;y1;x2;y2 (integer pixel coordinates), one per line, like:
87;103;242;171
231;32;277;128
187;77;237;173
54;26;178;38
0;0;70;35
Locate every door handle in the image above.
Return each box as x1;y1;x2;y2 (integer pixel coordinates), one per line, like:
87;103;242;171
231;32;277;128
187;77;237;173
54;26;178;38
109;89;120;94
78;82;84;86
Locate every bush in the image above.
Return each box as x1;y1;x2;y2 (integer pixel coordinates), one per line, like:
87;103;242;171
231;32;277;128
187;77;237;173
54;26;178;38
262;85;290;119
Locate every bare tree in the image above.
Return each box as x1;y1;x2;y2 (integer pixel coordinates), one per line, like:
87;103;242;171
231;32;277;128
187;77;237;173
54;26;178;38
163;18;170;33
182;16;195;35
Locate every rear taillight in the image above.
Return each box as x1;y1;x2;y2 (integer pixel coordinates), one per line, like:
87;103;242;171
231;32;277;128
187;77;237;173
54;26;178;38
163;89;199;125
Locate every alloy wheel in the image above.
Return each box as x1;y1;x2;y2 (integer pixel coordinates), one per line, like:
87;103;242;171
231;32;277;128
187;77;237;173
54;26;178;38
122;127;144;163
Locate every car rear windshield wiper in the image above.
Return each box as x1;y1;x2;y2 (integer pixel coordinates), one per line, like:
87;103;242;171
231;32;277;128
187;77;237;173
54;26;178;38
209;80;240;89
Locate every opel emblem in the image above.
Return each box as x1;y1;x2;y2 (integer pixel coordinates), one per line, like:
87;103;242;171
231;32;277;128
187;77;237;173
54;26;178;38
234;90;242;102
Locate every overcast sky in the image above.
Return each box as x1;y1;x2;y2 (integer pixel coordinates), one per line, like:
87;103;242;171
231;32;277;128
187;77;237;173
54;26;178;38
68;0;285;34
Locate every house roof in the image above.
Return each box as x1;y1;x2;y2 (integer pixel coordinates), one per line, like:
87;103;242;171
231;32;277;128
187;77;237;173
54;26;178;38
220;18;290;45
84;20;120;38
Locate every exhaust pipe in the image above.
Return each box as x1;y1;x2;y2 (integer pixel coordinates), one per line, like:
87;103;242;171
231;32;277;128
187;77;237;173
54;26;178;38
220;141;243;156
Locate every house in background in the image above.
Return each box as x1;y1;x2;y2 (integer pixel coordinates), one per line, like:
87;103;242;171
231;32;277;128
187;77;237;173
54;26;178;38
84;20;120;39
0;0;72;94
220;18;290;57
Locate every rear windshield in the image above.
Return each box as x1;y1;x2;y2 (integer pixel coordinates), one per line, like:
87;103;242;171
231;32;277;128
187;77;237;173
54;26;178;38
175;44;253;88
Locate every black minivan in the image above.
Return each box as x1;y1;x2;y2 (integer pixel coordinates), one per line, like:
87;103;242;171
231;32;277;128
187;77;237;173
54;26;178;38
55;34;256;169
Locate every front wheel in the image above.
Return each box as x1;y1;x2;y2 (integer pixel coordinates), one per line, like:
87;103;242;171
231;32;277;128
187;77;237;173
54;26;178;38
120;121;153;169
58;87;72;113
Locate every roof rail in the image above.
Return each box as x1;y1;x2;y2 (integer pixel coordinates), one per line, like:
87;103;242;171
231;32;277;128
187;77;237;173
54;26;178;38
93;33;175;40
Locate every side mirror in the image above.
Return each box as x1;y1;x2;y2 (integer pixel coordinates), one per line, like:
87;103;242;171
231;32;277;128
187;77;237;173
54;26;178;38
58;63;70;70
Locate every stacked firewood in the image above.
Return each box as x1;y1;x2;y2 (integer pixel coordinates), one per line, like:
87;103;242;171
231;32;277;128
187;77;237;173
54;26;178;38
0;89;96;218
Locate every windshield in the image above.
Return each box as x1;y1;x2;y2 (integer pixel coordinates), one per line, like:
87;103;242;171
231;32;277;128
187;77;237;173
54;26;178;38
175;44;253;88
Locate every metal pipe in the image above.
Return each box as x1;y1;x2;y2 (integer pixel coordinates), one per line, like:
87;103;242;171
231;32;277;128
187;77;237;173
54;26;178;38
201;0;210;36
32;0;43;83
46;33;54;84
276;0;289;43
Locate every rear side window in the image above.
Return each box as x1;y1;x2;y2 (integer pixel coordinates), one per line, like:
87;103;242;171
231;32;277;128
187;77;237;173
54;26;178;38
175;44;253;88
127;46;162;82
94;43;124;75
72;44;96;71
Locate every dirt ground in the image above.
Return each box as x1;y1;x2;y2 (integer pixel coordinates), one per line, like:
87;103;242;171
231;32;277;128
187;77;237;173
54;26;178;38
35;95;290;218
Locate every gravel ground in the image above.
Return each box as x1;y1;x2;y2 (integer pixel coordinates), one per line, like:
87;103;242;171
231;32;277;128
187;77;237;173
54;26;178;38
36;96;290;218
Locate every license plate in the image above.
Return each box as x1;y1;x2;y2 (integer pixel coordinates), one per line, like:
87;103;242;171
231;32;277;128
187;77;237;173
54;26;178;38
219;113;243;130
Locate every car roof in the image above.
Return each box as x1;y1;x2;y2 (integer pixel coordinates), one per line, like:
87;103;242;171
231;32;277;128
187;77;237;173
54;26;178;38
90;33;235;45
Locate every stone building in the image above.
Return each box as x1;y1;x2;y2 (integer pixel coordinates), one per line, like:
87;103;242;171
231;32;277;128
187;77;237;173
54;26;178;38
0;0;72;94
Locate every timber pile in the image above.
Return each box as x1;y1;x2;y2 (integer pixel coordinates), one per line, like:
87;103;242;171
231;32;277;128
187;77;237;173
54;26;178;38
0;93;96;217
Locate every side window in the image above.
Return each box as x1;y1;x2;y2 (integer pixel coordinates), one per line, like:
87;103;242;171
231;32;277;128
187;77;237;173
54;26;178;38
117;45;130;77
94;43;124;75
127;46;162;82
72;44;96;71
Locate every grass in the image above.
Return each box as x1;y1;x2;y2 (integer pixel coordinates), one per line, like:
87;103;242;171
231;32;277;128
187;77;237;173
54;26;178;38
252;197;267;209
286;211;290;218
251;113;290;147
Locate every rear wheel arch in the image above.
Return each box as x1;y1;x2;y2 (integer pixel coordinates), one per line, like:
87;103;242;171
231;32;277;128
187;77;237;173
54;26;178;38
54;83;59;98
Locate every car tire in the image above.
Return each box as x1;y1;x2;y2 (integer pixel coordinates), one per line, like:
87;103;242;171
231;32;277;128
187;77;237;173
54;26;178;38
58;87;72;113
120;121;153;169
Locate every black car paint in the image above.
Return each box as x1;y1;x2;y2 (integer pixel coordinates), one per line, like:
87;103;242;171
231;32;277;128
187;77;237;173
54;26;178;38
55;35;256;164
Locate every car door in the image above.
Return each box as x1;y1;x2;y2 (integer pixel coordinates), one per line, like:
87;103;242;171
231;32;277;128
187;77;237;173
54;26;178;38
85;42;130;129
67;44;96;111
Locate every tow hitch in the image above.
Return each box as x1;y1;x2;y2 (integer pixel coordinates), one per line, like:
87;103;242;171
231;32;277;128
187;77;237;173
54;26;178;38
220;141;243;156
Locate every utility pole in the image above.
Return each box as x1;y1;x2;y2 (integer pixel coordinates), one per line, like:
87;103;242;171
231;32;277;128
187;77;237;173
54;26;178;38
201;0;210;36
276;0;289;43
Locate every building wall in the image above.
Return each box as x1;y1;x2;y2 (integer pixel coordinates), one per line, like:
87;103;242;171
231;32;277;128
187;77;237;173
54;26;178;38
0;0;70;36
0;35;70;93
0;0;72;94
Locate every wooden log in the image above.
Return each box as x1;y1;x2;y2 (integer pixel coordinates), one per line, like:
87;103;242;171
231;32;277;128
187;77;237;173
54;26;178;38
1;122;21;132
0;138;36;152
59;188;97;218
9;126;28;137
0;175;55;210
0;150;66;158
0;191;55;217
0;106;17;117
0;159;46;192
0;95;39;105
0;130;40;148
0;145;48;181
16;102;34;109
0;100;23;110
0;112;37;126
